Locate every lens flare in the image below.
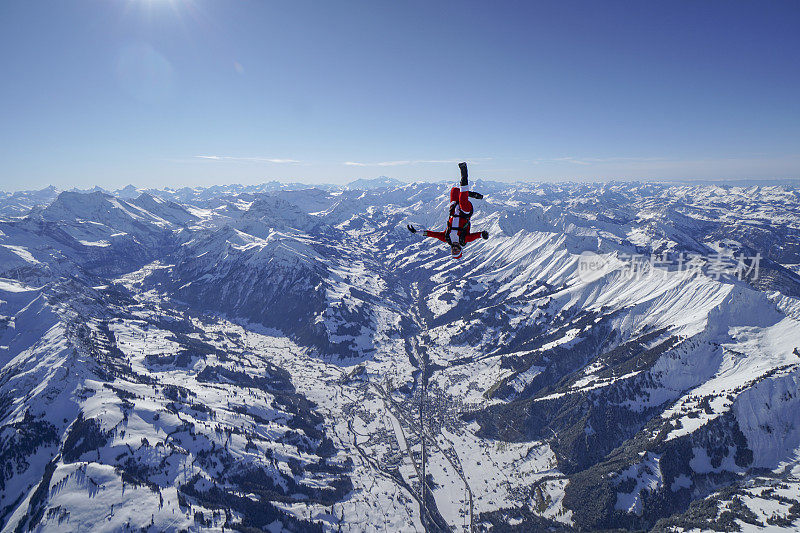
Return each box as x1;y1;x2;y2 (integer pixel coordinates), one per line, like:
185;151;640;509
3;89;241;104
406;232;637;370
115;43;175;103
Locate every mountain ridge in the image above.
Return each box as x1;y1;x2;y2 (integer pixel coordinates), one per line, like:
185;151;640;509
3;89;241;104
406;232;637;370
0;181;798;531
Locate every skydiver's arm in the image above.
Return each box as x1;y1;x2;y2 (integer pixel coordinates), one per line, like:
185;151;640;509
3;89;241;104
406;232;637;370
423;230;448;243
463;231;485;243
408;224;447;242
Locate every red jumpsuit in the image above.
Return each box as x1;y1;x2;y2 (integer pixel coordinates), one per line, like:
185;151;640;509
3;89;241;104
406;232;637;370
424;185;484;246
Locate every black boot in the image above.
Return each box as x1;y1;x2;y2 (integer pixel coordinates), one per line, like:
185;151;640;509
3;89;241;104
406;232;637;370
458;162;468;186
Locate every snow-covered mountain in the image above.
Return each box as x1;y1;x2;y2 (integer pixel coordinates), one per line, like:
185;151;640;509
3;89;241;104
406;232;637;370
0;186;60;217
1;181;799;532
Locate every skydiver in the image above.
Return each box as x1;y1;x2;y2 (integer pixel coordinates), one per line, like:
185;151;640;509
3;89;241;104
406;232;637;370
407;162;488;259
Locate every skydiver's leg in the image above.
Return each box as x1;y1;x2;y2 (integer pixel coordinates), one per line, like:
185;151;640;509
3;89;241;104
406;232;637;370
458;191;473;214
458;163;485;199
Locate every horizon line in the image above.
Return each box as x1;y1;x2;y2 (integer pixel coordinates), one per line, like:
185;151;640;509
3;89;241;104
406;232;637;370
3;175;800;195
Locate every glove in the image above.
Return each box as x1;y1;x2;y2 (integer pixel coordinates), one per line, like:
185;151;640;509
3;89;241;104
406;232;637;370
407;224;417;234
469;191;483;200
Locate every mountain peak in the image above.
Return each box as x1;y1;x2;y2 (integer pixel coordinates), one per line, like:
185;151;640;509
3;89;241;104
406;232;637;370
346;176;404;190
116;184;142;199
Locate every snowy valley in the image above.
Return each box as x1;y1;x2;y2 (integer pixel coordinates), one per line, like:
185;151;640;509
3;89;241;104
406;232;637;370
1;180;800;532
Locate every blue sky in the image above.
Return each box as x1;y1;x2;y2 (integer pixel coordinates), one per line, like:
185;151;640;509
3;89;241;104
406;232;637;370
1;0;799;190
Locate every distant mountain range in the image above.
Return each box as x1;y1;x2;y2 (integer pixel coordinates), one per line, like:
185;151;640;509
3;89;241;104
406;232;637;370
1;180;799;531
